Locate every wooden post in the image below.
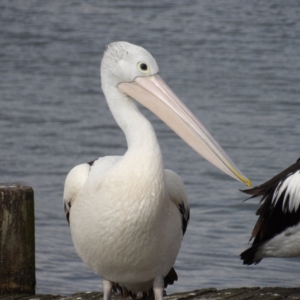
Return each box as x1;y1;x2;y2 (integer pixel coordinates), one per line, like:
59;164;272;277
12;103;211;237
0;184;35;295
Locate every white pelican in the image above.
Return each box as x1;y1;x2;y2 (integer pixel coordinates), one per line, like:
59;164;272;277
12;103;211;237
63;41;250;300
241;158;300;265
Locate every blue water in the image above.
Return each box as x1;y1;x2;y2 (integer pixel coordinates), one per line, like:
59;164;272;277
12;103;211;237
1;0;300;295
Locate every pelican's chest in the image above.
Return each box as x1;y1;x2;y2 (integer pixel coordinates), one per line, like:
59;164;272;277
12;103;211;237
71;161;166;241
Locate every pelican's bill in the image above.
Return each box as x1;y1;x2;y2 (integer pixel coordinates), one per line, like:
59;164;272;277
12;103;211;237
118;74;251;187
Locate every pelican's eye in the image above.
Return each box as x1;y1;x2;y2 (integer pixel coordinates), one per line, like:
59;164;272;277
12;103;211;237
137;62;150;74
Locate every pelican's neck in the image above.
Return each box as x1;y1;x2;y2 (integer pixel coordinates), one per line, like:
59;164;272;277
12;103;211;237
103;86;162;157
101;84;166;210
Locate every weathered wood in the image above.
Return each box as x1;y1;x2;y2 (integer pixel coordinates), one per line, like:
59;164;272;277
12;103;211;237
2;288;300;300
0;184;35;295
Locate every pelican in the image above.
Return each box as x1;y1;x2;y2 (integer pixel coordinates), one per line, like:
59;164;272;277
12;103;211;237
241;158;300;265
63;41;250;300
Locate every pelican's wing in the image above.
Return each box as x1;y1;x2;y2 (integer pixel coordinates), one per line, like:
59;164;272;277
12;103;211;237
63;162;91;224
242;158;300;244
241;158;300;264
165;169;190;235
63;156;122;224
161;169;188;288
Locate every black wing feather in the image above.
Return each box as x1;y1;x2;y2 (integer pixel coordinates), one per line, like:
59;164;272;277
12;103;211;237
64;202;71;225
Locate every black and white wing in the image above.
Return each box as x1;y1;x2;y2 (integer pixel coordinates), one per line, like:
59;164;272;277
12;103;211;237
161;169;190;288
241;158;300;264
165;169;190;235
63;156;121;225
63;162;92;224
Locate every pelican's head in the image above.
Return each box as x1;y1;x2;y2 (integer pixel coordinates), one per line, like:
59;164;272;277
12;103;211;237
101;41;251;187
101;41;159;88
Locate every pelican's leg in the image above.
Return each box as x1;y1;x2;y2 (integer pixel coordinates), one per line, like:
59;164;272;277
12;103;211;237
103;279;113;300
153;276;164;300
122;287;129;299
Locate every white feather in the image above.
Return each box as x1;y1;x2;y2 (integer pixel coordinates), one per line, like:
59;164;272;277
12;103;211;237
271;171;300;213
255;223;300;260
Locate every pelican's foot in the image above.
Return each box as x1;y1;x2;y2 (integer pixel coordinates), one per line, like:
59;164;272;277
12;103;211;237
153;276;164;300
103;278;113;300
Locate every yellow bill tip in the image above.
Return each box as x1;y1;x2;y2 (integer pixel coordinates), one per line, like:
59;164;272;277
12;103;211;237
244;178;252;188
227;163;252;187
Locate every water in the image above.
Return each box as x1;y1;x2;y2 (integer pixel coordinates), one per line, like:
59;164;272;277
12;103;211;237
1;0;300;295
